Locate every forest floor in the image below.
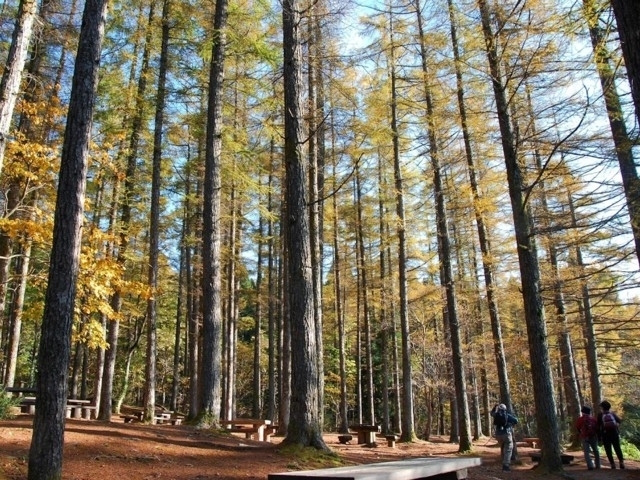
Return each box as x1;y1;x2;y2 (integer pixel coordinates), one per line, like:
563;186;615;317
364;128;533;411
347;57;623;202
1;414;639;480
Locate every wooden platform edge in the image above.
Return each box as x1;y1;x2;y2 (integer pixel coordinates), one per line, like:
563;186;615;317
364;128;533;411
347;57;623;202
267;456;482;479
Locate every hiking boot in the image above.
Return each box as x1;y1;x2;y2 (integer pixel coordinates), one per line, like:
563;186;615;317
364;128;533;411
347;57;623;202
502;465;510;471
620;462;625;469
611;463;616;469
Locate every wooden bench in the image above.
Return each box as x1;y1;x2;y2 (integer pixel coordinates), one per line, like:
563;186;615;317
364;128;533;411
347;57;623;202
264;424;279;442
384;434;398;447
268;456;482;479
19;397;36;415
349;424;381;444
122;414;141;423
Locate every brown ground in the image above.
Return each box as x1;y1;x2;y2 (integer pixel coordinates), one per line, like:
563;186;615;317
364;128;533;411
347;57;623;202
1;415;638;480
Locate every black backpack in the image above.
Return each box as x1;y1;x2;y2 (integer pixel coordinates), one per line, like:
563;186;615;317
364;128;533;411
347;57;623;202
494;409;508;428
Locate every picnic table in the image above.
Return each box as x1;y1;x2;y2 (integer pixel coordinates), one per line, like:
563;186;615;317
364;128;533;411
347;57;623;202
120;406;183;425
268;456;482;479
223;418;277;442
349;424;380;444
66;399;96;419
5;387;95;419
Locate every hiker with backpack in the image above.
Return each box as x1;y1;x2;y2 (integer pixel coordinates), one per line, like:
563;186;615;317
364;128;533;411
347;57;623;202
597;400;625;469
576;405;600;470
491;403;518;472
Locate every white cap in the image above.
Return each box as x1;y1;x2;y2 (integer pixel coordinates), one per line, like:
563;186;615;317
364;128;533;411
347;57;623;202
498;404;507;410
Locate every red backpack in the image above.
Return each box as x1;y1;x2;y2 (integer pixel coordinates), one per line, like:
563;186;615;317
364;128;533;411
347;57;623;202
581;416;598;437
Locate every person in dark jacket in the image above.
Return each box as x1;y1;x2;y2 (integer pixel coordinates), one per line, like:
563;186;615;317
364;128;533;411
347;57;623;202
597;400;624;469
491;403;518;472
576;405;600;470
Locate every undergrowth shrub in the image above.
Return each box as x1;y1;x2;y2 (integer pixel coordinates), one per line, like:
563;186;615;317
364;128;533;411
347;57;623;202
0;388;20;419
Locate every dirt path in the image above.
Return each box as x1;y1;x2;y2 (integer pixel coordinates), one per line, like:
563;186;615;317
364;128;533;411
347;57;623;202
1;416;638;479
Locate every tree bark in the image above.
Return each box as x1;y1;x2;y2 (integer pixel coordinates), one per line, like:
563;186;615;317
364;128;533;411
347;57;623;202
200;0;228;426
477;0;563;471
387;10;415;442
568;192;602;406
582;0;640;269
447;0;512;414
332;158;348;433
355;167;375;425
145;0;171;423
28;0;107;474
0;0;37;176
280;0;326;449
610;0;640;133
413;0;471;451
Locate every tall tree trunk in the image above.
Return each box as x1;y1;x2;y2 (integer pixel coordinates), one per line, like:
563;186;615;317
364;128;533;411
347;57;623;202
447;0;512;413
144;0;171;423
387;10;415;442
98;176;121;420
526;87;581;443
307;2;325;429
172;230;185;413
386;216;402;433
332;154;348;434
253;206;264;418
477;0;562;471
223;182;238;420
610;0;640;133
266;148;277;421
27;0;107;473
355;167;375;425
582;0;640;268
100;1;154;422
187;171;202;420
200;0;228;426
280;0;326;449
377;155;391;435
3;238;31;387
0;0;37;175
413;0;471;451
568;192;602;405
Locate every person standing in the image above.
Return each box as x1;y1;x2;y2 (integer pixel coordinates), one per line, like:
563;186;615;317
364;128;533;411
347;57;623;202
576;405;600;470
597;400;625;469
491;403;518;472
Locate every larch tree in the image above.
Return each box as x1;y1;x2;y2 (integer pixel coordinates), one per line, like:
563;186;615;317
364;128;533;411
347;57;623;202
446;0;512;419
412;0;472;452
386;6;415;443
144;0;171;424
610;0;640;130
199;0;228;426
27;0;108;475
99;1;155;422
280;0;327;450
582;0;640;269
476;0;563;472
0;0;38;176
